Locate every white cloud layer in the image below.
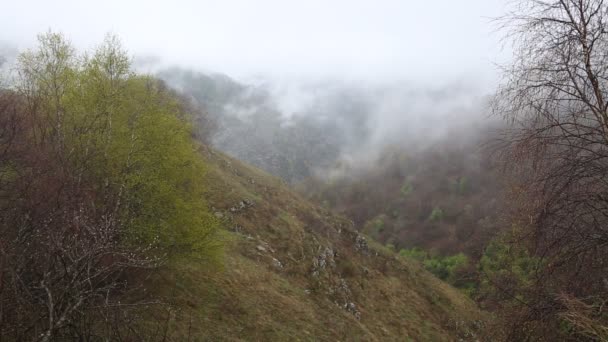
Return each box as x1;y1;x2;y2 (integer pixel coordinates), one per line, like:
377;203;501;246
0;0;509;84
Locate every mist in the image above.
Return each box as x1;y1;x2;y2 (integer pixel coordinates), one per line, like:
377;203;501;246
0;0;508;183
1;0;508;81
154;65;497;184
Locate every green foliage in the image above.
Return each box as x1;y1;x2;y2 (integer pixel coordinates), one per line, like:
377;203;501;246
400;248;470;287
364;214;386;239
449;177;468;195
399;247;427;261
17;32;220;260
428;206;444;221
400;180;413;197
424;253;468;283
458;177;468;194
478;232;540;301
113;77;220;258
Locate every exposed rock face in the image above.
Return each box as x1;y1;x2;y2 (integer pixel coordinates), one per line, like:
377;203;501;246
271;258;283;270
312;247;337;276
344;302;360;320
355;234;369;254
230;199;254;213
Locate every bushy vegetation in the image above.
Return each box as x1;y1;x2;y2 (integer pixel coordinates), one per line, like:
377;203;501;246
400;179;413;197
399;248;475;295
5;1;608;340
478;232;539;303
428;206;444;222
0;32;220;340
303;142;502;257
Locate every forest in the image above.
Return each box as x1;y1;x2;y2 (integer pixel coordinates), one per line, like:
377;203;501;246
2;0;608;341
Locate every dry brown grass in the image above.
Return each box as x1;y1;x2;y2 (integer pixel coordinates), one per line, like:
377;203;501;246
144;146;486;341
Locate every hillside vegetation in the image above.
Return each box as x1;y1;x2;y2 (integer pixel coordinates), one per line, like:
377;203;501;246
0;33;222;340
149;146;486;341
6;0;608;339
301;137;502;258
0;32;485;341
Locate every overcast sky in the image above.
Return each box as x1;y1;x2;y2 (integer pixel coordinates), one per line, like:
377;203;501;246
1;0;508;84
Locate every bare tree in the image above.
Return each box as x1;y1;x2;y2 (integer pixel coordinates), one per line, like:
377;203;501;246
493;0;608;338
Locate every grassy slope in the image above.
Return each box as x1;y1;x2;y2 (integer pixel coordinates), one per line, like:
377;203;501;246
150;146;484;341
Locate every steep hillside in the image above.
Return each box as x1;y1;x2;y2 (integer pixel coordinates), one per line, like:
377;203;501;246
149;146;486;341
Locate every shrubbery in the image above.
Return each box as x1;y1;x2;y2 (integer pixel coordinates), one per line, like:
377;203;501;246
399;247;474;294
0;32;220;340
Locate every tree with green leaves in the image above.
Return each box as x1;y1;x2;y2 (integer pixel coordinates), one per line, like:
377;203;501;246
0;32;220;340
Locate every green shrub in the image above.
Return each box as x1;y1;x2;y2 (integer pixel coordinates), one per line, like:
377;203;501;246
479;232;540;300
399;247;428;261
429;207;444;221
400;248;470;289
400;180;413;197
364;214;387;239
449;177;468;195
423;253;468;283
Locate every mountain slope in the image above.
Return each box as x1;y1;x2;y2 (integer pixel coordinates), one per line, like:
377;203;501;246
149;146;485;341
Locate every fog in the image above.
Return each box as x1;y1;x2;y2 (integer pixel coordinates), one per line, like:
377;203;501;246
1;0;509;182
156;67;496;183
1;0;508;82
